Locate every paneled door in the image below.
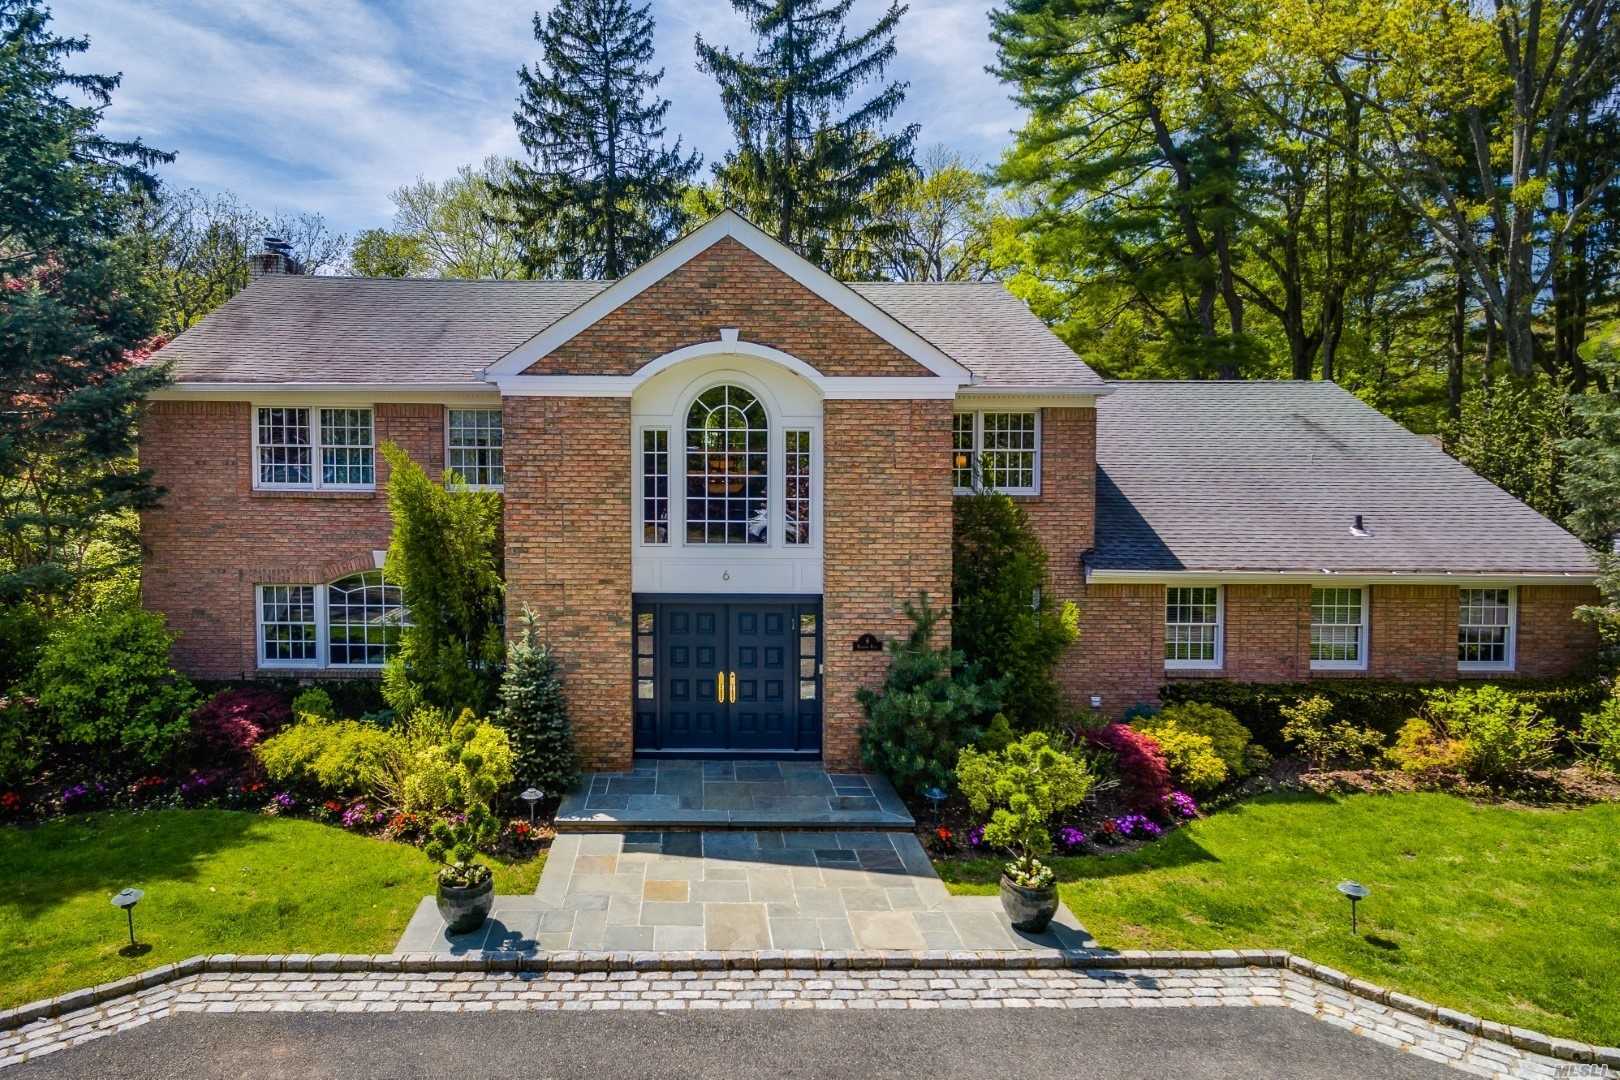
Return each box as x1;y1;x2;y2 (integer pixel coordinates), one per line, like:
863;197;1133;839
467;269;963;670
632;598;822;756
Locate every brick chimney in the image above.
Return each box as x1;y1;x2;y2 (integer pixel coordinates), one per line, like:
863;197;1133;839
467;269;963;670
249;236;300;276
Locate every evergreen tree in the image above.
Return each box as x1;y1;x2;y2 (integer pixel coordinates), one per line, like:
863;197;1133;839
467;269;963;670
696;0;918;277
502;0;700;278
493;610;581;795
1561;322;1620;642
0;1;174;606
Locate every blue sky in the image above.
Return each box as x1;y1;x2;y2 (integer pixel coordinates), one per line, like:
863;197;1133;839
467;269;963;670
53;0;1022;237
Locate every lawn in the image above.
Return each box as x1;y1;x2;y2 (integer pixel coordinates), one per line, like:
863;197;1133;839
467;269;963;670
0;810;544;1009
938;791;1620;1045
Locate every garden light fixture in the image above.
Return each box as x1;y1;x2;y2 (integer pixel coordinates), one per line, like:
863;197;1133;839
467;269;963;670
112;887;143;948
520;787;543;825
922;786;947;821
1337;880;1369;933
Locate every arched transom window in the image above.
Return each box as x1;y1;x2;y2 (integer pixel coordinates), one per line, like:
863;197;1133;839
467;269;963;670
685;384;768;544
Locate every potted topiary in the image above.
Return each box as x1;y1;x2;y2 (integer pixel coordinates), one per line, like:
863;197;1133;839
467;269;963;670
956;731;1095;932
425;804;499;934
415;711;511;935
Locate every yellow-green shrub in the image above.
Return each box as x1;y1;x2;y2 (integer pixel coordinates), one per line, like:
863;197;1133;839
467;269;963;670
1387;717;1467;777
1581;694;1620;773
387;708;514;813
255;718;403;793
1138;702;1253;778
1134;720;1227;792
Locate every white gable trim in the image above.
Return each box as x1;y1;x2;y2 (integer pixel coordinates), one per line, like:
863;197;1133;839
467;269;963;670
484;210;973;381
1085;569;1599;586
490;338;966;400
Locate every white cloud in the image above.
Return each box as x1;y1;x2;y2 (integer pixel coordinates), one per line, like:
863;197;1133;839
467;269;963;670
52;0;1021;235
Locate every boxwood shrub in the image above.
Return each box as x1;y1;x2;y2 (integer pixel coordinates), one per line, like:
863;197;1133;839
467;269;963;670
1157;678;1607;753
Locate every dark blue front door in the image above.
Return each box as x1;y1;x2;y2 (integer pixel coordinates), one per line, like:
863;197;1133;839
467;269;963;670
633;598;822;755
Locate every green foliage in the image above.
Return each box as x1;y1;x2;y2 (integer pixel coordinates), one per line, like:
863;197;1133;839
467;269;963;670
31;606;197;768
1448;378;1575;525
1130;721;1226;793
0;698;40;786
1279;695;1386;772
500;0;699;278
255;718;404;794
695;0;917;277
951;490;1079;730
1579;693;1620;774
0;602;45;689
410;710;512;888
0;1;175;605
1419;686;1559;785
493;611;579;795
1387;717;1468;777
1158;679;1606;753
380;443;505;716
1141;702;1252;777
977;713;1016;753
1562;322;1620;641
290;687;336;722
957;731;1095;886
352;159;523;280
856;595;1006;797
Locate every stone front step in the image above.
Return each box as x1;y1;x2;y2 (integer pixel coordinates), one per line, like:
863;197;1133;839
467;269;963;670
553;758;915;833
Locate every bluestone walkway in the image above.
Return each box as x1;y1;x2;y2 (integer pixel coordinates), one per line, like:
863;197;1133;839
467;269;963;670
553;759;914;831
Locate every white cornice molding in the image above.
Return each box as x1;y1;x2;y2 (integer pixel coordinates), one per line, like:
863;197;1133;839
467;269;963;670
484;210;973;382
1085;569;1599;587
956;384;1114;402
148;383;497;403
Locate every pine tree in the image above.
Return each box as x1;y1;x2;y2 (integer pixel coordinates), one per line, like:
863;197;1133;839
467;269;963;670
501;0;700;278
0;1;174;606
695;0;918;277
493;610;581;795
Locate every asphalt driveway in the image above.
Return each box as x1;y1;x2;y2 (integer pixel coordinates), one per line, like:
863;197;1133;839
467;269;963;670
9;1006;1467;1079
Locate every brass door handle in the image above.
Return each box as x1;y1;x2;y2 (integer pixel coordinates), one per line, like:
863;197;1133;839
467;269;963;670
716;671;724;703
729;671;737;704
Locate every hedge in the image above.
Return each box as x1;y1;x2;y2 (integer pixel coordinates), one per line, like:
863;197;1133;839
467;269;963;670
1157;678;1609;753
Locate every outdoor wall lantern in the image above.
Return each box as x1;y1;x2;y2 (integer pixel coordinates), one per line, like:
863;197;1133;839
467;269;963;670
112;887;144;950
1089;694;1103;711
1337;880;1370;933
520;788;544;825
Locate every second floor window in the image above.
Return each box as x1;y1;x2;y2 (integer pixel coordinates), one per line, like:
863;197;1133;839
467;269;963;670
686;384;768;544
952;410;1039;494
447;409;503;487
256;407;374;490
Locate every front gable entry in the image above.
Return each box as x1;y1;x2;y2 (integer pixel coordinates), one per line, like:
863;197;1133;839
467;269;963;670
486;211;971;389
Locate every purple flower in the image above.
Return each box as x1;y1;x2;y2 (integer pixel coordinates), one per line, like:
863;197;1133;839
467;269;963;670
1109;814;1163;839
1059;826;1087;849
274;792;296;809
966;825;985;847
1165;791;1199;819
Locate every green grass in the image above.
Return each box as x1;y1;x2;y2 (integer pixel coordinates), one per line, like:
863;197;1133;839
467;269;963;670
0;810;544;1009
938;792;1620;1045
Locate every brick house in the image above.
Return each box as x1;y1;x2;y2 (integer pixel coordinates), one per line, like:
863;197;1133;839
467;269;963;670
139;211;1601;770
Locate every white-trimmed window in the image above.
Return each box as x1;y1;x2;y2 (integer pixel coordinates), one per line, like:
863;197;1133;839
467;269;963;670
642;428;669;544
256;572;407;669
1311;587;1368;670
447;409;503;487
785;428;812;545
951;411;1039;494
1459;587;1516;670
1165;586;1222;668
255;406;374;490
685;384;769;544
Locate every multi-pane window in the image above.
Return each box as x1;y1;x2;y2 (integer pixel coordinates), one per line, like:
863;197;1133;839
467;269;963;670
1165;586;1222;667
952;413;975;489
785;429;812;545
635;610;656;701
951;411;1039;493
642;429;669;544
685;384;768;544
258;585;318;665
257;573;406;668
256;408;313;487
447;409;503;487
320;409;374;487
255;407;374;489
1459;588;1515;669
327;572;406;667
1311;587;1367;669
798;611;819;701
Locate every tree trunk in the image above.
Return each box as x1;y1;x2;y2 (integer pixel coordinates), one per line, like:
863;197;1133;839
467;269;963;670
1448;255;1466;421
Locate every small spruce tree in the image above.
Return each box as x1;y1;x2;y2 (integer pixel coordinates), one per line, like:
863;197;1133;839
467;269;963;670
494;610;581;795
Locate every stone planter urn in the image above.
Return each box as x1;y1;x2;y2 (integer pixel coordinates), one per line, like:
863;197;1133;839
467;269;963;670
436;873;494;936
999;874;1059;933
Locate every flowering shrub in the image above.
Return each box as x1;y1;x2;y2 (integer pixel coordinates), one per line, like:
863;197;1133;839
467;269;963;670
60;781;108;812
0;791;23;817
1164;791;1199;819
965;824;985;848
272;792;297;811
1137;703;1254;778
192;688;291;765
1085;723;1172;811
1058;825;1087;850
1109;814;1163;840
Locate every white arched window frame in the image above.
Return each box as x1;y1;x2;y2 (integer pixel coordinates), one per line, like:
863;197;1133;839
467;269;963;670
635;368;823;557
255;570;408;669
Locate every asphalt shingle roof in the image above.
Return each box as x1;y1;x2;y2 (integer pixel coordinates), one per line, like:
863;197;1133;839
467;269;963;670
155;275;1105;392
1091;380;1598;577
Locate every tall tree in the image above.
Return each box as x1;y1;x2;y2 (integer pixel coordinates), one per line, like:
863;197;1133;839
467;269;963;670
696;0;918;276
502;0;700;278
0;0;172;606
353;158;527;279
875;147;998;282
1561;321;1620;638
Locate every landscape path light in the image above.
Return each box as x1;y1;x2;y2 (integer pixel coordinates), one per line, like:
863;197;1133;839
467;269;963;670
112;887;143;949
1337;880;1369;934
520;787;544;825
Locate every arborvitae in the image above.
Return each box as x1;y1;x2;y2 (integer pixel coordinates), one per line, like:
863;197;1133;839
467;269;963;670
695;0;918;277
493;611;581;796
501;0;700;278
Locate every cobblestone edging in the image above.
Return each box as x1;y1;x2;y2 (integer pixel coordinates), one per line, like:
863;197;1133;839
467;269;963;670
1;950;1614;1075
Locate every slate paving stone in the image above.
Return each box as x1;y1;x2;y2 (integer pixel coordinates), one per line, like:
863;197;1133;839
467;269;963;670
705;903;771;949
660;833;702;858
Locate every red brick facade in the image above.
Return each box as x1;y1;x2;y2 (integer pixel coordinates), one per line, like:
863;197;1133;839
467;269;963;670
526;238;932;378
